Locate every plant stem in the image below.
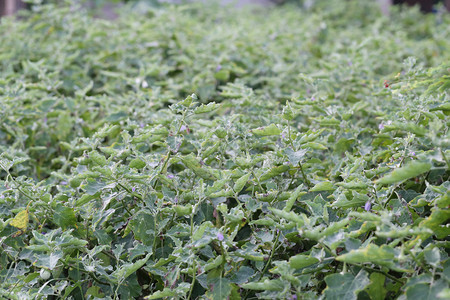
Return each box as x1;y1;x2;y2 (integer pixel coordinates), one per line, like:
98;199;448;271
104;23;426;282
440;148;449;168
259;229;281;280
298;162;311;189
187;260;197;300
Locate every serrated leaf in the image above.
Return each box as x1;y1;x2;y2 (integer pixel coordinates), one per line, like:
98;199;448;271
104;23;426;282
376;161;431;185
195;102;220;114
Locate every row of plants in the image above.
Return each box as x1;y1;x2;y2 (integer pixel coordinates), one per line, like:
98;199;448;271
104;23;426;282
0;0;449;299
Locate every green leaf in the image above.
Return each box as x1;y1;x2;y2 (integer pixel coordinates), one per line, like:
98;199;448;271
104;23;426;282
251;124;281;136
195;102;220;114
336;244;395;268
202;141;221;159
128;211;155;245
129;158;146;169
260;165;289;181
284;148;307;165
282;101;295;121
284;185;306;212
301;142;327;150
53;204;77;230
145;288;176;299
89;150;107;166
211;278;231;300
84;178;108;195
289;254;319;269
214;69;230;81
179;94;197;107
181;154;219;181
192;221;214;241
173;204;192;217
365;273;387;300
332;192;368;209
383;121;427;136
424;247;440;267
229;266;255;284
323;270;370;300
376;161;431;185
335;180;368;189
405;279;448;300
416;208;450;240
233;173;251;194
310;181;335;192
270;208;304;226
241;278;284;291
86;286;105;298
35;251;63;270
112;254;151;282
57;112;74;140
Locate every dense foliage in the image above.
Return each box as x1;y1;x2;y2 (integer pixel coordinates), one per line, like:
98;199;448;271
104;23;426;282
0;1;449;299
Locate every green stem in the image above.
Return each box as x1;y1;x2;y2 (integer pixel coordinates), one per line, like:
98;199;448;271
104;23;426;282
259;229;281;280
187;260;197;300
361;266;404;284
298;162;311;189
251;170;264;192
440;148;449;168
